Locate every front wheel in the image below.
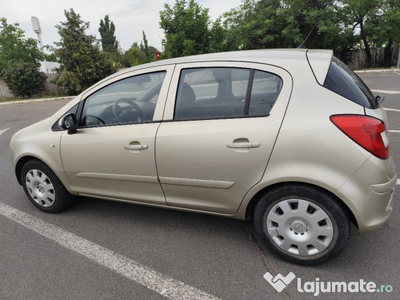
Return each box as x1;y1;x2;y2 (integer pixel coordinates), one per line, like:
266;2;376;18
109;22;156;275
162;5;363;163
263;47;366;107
254;184;350;265
21;160;73;213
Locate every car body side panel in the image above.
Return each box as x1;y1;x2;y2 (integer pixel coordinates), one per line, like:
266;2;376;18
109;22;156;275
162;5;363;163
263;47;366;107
335;154;396;233
9;117;72;190
235;80;369;220
365;106;390;128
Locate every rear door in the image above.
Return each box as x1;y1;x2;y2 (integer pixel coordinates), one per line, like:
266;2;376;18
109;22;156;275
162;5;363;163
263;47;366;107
156;62;292;214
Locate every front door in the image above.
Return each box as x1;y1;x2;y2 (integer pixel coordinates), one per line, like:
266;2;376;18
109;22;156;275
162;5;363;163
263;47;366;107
61;68;173;205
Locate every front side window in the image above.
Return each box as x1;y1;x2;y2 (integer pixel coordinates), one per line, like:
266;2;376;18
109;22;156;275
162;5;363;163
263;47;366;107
174;68;282;120
81;71;166;126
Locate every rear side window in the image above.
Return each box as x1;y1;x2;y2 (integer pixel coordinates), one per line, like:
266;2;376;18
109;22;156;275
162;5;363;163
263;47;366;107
323;57;377;108
174;67;283;120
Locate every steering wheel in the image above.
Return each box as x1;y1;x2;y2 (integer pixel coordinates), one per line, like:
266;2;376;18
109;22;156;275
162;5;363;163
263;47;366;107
112;98;145;123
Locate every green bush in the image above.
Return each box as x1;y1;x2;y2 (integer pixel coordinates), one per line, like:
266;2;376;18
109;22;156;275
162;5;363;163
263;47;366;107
3;62;46;98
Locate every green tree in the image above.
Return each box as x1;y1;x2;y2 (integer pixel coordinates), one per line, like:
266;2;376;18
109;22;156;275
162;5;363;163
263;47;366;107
98;15;122;68
42;45;58;61
222;0;352;51
341;0;379;66
55;9;115;95
99;15;119;53
160;0;211;58
139;31;159;63
369;0;400;66
121;33;160;67
209;17;227;52
140;31;149;58
0;17;43;76
122;42;147;67
222;0;288;50
4;62;46;98
147;45;159;62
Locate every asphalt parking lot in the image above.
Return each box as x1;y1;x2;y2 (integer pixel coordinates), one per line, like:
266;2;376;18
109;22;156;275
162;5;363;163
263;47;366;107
0;71;399;300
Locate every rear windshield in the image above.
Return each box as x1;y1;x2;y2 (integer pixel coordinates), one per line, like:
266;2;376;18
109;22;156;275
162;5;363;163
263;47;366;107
323;57;377;108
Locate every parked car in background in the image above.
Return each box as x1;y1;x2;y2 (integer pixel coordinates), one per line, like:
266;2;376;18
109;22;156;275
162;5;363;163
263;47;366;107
10;49;396;264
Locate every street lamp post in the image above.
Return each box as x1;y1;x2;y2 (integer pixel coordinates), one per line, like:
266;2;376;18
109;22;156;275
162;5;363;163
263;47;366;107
31;16;43;49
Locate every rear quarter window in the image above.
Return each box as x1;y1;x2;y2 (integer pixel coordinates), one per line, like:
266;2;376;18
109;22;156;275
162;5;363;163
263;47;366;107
323;57;377;109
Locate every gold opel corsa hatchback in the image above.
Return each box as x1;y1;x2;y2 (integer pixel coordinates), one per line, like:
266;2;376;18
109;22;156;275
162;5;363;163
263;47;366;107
10;49;396;264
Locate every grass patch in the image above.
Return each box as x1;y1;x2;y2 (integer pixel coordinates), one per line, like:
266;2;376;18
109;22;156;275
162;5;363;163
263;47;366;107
0;94;69;103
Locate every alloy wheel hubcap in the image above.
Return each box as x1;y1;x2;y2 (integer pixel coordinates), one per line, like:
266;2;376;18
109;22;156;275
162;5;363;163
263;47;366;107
25;169;56;207
266;199;334;256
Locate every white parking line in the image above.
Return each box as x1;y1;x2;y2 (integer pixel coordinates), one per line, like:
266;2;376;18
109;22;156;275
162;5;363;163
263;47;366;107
397;179;400;186
0;128;10;136
371;89;400;95
384;108;400;113
0;202;221;300
383;108;400;133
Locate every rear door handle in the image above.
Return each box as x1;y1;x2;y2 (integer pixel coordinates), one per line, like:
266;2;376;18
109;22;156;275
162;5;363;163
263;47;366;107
226;142;260;148
124;144;148;151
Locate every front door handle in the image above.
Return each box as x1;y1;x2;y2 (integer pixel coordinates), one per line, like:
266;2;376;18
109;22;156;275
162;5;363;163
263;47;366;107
226;142;260;148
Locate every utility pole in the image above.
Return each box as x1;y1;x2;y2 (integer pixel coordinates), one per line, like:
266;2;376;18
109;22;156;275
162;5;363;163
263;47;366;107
397;47;400;69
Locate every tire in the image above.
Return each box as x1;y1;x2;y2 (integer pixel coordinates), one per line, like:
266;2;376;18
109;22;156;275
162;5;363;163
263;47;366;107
21;159;73;213
254;184;350;265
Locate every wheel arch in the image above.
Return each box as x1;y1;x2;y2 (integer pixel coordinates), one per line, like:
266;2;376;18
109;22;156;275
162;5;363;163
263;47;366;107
15;155;38;185
19;157;75;213
15;156;75;196
244;181;358;228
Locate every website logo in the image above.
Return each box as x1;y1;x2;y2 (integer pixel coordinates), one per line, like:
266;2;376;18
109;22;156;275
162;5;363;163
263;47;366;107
263;272;296;292
263;271;394;296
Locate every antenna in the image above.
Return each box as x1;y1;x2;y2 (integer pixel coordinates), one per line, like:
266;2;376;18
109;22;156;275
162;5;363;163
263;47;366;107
31;16;43;49
297;24;317;49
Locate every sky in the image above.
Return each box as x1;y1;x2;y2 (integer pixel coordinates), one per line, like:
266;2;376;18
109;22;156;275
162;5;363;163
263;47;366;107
2;0;243;53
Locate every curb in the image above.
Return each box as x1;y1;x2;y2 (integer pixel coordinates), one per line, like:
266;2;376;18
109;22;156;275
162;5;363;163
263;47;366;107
0;96;74;106
354;69;400;73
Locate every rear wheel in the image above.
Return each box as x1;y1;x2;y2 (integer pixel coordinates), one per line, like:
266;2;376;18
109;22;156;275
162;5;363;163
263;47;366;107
21;160;73;213
254;184;350;265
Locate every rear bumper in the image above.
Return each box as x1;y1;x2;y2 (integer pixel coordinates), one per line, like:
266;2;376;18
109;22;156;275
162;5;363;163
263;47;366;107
335;155;396;234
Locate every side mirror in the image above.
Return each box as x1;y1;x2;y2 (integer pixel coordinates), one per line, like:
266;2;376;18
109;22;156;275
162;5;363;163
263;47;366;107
58;113;78;134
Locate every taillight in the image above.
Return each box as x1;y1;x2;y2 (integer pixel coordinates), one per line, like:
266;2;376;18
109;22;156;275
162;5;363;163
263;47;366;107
330;115;389;159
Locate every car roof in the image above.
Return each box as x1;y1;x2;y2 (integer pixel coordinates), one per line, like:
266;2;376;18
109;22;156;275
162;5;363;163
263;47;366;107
117;48;333;76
